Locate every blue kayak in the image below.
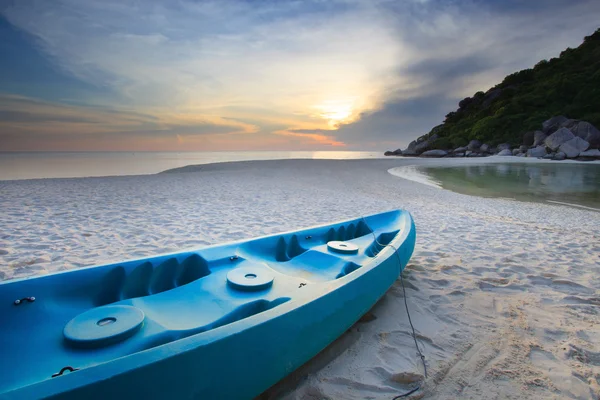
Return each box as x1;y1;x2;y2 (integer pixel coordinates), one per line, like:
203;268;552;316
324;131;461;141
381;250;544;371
0;209;415;399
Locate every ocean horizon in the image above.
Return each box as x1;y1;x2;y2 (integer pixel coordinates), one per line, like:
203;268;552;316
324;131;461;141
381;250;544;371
0;151;386;181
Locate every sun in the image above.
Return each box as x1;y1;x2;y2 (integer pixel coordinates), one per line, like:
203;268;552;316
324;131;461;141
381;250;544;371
313;99;356;128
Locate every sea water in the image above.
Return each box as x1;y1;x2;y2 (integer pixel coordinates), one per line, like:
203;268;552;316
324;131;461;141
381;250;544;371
0;151;385;181
422;162;600;210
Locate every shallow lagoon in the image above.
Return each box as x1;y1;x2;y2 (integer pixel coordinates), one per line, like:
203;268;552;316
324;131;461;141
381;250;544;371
423;162;600;210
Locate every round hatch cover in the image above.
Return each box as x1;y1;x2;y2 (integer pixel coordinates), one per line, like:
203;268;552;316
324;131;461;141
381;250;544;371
64;305;145;348
227;266;274;291
327;241;359;254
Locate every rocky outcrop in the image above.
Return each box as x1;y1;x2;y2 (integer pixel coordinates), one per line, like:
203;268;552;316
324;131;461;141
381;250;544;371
527;146;547;158
545;128;575;151
385;116;600;160
421;149;448;157
542;116;569;133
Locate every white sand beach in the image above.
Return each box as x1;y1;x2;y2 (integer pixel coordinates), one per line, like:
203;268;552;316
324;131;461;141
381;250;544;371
1;158;599;399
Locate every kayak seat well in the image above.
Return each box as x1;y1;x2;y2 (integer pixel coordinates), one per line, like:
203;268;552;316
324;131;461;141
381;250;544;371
365;230;400;257
248;220;373;263
94;254;210;306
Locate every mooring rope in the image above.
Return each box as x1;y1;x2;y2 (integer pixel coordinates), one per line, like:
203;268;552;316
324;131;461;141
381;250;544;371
361;216;427;398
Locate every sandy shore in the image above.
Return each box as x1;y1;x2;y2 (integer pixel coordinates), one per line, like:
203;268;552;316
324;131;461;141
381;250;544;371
1;157;599;399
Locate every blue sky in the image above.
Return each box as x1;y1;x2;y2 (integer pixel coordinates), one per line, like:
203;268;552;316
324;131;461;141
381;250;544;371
1;0;599;151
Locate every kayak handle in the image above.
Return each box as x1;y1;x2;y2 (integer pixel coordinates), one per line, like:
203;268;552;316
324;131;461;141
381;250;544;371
13;297;35;305
52;366;79;378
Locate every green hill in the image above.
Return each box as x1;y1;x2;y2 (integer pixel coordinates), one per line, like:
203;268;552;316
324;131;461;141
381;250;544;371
416;28;600;149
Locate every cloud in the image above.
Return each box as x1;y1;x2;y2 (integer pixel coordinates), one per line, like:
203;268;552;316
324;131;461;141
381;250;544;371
0;94;258;151
1;1;401;114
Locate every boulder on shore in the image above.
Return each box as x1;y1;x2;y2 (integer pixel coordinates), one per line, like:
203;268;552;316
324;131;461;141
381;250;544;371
512;149;521;155
522;131;534;146
542;116;568;133
468;140;482;150
519;145;529;152
571;121;600;149
559;137;589;158
527;145;547;158
421;149;448;157
533;131;547;147
578;149;600;159
554;152;566;160
545;128;575;151
454;146;468;153
402;149;418;156
497;143;511;151
497;149;512;156
480;144;490;153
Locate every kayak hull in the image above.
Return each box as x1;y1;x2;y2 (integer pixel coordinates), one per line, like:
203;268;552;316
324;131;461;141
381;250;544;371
0;210;416;399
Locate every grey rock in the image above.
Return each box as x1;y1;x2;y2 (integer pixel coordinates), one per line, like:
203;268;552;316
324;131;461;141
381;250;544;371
384;149;403;156
453;146;468;153
559;142;583;158
465;150;473;156
561;136;589;153
402;149;418;156
497;149;513;156
512;149;521;155
480;144;490;153
421;149;448;157
522;131;534;146
468;140;482;150
467;152;482;157
519;145;529;152
542;116;568;133
497;143;511;151
560;119;579;130
578;149;600;159
454;153;465;157
570;121;600;149
542;153;556;159
527;145;547;158
544;128;575;151
517;153;526;157
553;152;566;160
407;140;417;150
414;140;431;154
533;131;547;147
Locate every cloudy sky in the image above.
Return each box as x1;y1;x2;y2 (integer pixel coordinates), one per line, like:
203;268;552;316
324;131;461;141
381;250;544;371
1;0;598;151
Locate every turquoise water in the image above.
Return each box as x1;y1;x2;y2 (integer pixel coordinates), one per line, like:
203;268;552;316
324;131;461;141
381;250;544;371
0;151;384;180
423;163;600;210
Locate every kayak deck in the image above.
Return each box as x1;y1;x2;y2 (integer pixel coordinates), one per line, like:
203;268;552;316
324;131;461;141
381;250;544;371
0;210;412;396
